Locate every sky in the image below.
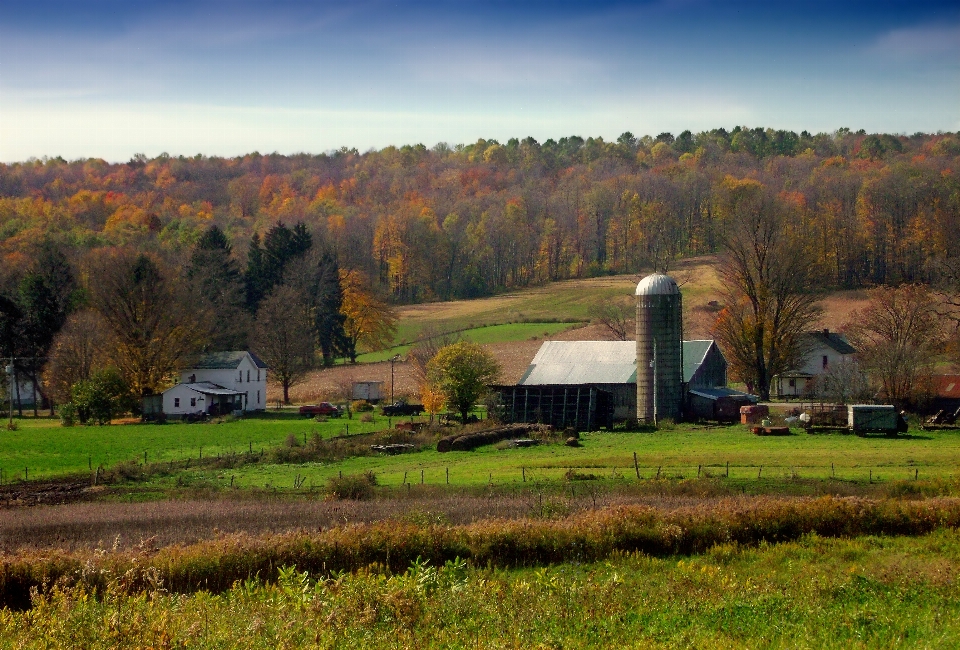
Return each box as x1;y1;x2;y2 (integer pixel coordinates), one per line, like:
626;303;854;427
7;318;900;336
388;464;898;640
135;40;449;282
1;0;958;162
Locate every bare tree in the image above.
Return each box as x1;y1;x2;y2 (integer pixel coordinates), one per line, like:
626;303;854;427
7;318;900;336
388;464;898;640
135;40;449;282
43;310;110;405
406;326;462;385
593;296;634;341
810;358;871;405
711;178;822;399
845;284;943;408
252;285;316;404
87;249;209;399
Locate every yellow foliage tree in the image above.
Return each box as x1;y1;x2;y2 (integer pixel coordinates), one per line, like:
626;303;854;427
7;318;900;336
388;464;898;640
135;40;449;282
339;269;397;363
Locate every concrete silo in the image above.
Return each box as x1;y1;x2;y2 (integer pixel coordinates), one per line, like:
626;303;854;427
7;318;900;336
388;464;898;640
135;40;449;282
636;273;683;422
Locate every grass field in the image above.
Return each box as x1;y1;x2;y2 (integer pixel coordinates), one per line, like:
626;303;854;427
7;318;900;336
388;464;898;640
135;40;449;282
0;412;391;481
356;320;582;363
4;530;960;648
5;415;960;489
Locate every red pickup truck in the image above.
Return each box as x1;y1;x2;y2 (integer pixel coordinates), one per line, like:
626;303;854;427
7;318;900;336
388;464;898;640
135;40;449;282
299;402;342;417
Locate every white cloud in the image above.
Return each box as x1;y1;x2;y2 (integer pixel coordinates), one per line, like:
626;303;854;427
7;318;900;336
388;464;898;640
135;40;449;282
870;23;960;60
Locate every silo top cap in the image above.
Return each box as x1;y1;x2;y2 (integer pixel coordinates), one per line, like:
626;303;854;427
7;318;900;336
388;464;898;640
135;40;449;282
635;273;679;296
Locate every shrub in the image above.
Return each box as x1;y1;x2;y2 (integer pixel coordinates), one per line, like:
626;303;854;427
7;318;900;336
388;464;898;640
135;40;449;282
352;400;374;412
58;403;77;427
327;471;378;500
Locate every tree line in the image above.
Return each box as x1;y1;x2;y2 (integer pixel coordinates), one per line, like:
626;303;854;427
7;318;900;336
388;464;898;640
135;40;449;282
1;222;397;419
1;128;958;305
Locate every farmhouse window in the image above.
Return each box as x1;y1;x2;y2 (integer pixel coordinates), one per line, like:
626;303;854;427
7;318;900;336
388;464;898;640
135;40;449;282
174;398;180;407
257;390;260;404
257;370;260;381
247;370;250;382
822;355;828;369
238;371;242;382
190;398;196;407
789;379;796;388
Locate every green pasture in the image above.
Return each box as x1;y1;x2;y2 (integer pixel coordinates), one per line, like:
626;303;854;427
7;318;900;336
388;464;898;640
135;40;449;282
176;425;960;491
0;412;389;481
7;415;960;488
356;320;582;363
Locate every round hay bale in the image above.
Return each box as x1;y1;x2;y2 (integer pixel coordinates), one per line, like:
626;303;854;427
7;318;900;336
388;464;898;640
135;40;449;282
565;437;580;447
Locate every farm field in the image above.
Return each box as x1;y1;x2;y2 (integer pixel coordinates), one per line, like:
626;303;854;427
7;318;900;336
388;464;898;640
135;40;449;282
3;527;960;648
355;320;582;363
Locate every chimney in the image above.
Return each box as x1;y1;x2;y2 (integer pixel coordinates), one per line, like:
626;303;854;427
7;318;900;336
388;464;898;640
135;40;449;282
822;328;829;336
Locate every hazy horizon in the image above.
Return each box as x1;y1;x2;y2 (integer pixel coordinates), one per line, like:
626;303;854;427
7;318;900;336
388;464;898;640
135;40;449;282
3;0;958;163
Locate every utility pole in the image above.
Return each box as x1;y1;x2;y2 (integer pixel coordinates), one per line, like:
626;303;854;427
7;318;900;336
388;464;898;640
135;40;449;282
390;354;401;403
5;359;13;430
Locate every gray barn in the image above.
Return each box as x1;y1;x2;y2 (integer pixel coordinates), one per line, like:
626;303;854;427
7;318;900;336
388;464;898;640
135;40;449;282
497;338;733;425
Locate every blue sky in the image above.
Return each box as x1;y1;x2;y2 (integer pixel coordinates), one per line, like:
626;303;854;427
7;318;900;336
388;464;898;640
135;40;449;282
2;0;958;161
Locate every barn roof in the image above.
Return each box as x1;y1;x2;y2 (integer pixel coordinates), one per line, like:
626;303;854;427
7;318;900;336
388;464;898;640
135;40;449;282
517;339;721;386
519;341;636;385
936;376;960;399
190;350;268;370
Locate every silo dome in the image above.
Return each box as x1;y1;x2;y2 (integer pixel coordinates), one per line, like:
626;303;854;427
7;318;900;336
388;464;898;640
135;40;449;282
635;273;679;296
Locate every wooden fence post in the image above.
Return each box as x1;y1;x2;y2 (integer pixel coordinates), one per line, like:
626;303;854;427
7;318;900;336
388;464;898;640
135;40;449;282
633;452;640;479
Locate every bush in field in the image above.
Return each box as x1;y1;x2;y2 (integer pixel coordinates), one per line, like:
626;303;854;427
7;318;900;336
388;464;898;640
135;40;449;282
326;471;378;500
70;368;131;425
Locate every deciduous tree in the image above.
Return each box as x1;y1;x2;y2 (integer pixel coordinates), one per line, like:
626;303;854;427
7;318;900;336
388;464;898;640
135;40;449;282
845;284;943;408
339;269;397;363
712;177;822;399
252;285;315;404
87;249;208;400
426;341;501;423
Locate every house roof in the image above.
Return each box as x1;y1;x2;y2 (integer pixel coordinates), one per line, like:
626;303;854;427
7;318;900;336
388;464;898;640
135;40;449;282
805;330;856;355
190;350;268;370
180;382;243;396
517;339;721;386
936;376;960;399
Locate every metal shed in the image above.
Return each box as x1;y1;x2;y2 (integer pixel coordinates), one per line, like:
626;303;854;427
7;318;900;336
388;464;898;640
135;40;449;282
687;387;757;421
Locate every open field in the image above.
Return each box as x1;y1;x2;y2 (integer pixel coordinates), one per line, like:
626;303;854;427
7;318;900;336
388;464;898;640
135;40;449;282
0;412;390;481
4;415;960;488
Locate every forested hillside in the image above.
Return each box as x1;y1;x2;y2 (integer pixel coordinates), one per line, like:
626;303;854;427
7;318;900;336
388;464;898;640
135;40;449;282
3;128;959;303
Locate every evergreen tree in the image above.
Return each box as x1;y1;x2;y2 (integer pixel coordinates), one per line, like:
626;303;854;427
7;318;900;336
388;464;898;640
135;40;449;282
187;225;249;350
245;221;313;312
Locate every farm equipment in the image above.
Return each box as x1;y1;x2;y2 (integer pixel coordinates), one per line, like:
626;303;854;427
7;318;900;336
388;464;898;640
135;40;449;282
848;404;908;436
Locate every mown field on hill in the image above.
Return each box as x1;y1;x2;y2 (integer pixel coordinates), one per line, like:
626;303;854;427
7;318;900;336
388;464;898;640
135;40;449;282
287;256;876;402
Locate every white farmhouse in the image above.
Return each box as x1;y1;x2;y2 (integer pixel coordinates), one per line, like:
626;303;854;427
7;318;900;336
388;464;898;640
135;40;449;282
160;351;268;418
773;329;857;398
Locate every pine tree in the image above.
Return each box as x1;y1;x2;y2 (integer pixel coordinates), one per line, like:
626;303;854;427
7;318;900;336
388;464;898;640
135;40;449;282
188;225;249;350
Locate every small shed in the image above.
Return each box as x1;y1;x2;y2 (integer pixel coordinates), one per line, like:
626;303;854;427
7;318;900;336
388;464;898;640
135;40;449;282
932;376;960;414
687;387;757;422
848;404;904;434
352;381;385;402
